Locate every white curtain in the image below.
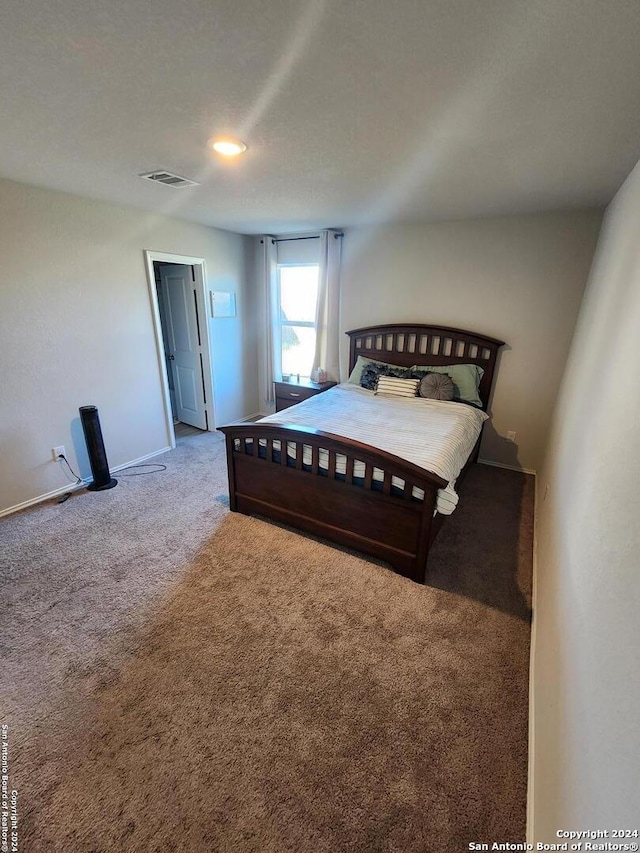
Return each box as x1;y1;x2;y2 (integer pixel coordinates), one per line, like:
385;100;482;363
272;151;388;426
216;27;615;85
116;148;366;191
257;235;278;407
312;230;342;382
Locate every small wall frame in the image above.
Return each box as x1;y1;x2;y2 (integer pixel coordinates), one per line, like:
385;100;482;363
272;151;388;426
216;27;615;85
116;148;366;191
211;291;237;318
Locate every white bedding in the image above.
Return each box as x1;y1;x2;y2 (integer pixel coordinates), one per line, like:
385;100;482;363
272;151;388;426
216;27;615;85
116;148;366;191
257;384;488;514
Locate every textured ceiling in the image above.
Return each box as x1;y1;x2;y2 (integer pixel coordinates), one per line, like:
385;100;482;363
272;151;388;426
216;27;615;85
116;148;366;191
1;0;639;233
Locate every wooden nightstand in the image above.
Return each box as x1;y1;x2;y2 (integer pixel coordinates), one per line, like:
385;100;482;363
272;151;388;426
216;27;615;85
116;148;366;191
274;378;337;412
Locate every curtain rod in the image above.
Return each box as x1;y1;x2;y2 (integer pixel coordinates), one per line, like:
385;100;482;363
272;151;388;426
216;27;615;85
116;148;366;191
274;236;319;243
259;233;344;244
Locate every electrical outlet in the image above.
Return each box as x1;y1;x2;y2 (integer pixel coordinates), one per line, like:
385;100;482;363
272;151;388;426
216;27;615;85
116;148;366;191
52;445;66;461
506;430;517;443
544;483;550;501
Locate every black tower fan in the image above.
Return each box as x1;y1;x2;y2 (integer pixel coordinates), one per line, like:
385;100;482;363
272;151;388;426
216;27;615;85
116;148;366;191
79;405;118;491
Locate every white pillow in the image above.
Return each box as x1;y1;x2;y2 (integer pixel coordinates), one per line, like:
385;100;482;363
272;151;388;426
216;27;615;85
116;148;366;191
375;376;419;398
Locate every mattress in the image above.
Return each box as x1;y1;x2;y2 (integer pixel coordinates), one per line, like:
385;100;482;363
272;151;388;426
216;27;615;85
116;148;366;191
257;384;488;514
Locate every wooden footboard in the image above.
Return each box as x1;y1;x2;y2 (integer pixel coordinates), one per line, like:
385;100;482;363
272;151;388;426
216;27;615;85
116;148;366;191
219;423;448;583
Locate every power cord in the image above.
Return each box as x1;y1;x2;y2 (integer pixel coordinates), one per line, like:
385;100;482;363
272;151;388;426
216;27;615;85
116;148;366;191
57;454;83;503
58;453;82;481
117;463;167;476
56;454;167;503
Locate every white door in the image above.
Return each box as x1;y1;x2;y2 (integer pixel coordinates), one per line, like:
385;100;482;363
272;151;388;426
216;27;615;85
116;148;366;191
159;264;208;430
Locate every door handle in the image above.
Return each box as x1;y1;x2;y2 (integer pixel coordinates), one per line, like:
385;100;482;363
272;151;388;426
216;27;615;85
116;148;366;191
168;354;175;360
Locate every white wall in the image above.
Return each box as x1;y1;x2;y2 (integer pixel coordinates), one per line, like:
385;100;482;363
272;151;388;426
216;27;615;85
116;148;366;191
0;178;257;514
531;163;640;838
341;211;602;471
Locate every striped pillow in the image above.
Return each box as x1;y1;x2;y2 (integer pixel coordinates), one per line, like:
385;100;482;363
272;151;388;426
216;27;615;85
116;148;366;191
375;375;420;398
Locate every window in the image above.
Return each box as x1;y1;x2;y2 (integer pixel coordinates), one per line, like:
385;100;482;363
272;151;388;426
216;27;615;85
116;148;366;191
277;263;319;379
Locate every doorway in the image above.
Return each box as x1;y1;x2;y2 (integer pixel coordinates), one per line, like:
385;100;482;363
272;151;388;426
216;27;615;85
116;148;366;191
144;251;214;449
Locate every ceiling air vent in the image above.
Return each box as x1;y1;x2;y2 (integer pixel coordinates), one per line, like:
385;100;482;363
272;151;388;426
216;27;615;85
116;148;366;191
139;170;199;188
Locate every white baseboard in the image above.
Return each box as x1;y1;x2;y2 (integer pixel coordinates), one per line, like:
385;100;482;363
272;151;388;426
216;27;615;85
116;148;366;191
110;446;172;473
0;446;172;519
526;479;540;843
481;454;538;836
481;450;538;838
478;458;537;476
0;481;90;518
235;411;266;423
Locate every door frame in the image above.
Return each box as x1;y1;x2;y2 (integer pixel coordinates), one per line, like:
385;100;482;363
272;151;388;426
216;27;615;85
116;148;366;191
144;250;215;448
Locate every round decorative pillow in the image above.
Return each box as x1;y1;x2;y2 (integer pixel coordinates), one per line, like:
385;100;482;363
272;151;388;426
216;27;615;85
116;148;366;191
418;372;455;401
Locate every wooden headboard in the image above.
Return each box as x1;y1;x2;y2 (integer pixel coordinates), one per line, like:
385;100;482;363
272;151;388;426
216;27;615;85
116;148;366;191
346;323;505;411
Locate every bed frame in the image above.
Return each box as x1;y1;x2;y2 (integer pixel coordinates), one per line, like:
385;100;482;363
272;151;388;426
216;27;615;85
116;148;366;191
219;324;505;584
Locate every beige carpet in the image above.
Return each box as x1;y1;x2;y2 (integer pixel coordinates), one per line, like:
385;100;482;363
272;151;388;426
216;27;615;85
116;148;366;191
1;430;533;852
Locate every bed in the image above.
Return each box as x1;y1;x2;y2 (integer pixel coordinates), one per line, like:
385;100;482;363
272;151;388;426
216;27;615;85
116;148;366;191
219;324;505;584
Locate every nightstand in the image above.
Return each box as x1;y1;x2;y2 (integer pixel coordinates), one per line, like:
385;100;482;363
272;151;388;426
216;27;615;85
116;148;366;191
274;378;337;412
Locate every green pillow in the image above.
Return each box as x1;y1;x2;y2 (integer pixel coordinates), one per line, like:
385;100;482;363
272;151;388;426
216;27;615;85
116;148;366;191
411;364;484;407
348;355;408;385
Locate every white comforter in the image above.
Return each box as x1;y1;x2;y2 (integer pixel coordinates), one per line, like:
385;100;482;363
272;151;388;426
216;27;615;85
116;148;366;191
258;384;488;514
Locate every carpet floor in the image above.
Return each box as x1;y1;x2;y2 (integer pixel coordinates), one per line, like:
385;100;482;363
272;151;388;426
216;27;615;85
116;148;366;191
1;430;533;852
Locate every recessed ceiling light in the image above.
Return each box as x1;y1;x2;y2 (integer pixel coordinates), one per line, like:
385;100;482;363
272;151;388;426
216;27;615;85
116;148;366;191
208;138;248;157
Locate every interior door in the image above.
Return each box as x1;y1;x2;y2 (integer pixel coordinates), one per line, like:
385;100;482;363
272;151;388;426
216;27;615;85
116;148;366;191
159;264;207;430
